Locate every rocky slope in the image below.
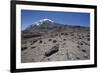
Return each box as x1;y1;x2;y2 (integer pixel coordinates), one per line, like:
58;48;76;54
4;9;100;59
21;19;90;63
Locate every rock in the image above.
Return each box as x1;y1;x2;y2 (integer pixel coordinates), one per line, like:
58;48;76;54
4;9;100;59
44;44;59;57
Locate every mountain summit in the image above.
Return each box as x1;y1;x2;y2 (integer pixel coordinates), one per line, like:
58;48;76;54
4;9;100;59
33;19;54;26
23;18;89;31
25;19;63;30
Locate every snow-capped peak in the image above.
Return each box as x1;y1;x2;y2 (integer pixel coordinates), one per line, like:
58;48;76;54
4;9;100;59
33;19;54;26
39;19;54;23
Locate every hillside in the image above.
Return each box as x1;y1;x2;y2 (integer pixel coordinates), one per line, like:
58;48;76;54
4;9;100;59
21;19;90;63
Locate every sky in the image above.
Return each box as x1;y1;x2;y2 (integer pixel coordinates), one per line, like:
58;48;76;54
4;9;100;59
21;10;90;30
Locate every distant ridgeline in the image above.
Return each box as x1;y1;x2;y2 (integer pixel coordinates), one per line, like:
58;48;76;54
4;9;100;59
22;18;89;32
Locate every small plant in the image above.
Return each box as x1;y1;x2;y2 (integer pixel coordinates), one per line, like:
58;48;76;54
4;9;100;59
76;57;80;59
77;41;84;45
65;33;68;35
39;40;43;43
77;45;80;48
53;40;57;43
21;47;27;51
87;38;90;41
31;46;36;49
61;33;64;35
63;43;66;45
71;34;74;36
31;59;35;62
83;41;89;46
22;41;27;44
82;36;84;38
63;39;66;41
48;39;52;41
81;49;86;53
31;40;37;45
86;34;90;37
78;36;81;39
80;42;83;45
48;58;50;61
55;34;58;36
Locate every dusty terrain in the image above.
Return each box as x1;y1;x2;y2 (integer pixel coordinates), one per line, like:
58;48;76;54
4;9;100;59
21;19;90;63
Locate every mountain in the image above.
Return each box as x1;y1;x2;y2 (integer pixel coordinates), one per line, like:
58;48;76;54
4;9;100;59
33;19;54;26
23;18;89;32
24;19;65;31
22;18;89;39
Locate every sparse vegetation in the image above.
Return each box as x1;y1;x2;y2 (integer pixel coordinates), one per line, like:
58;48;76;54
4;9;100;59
31;59;35;62
21;19;90;63
81;49;86;53
77;42;84;45
31;40;37;45
86;34;90;37
80;42;83;45
63;43;66;45
71;33;74;36
55;34;58;36
76;57;80;59
21;47;27;51
77;45;80;48
87;38;90;41
31;46;36;49
22;41;27;44
78;36;81;39
65;33;68;35
83;41;89;46
63;39;66;41
61;33;64;35
48;58;50;61
53;40;57;43
39;40;43;43
48;38;52;41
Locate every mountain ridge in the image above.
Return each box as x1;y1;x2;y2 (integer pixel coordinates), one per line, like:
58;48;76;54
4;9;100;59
23;18;89;32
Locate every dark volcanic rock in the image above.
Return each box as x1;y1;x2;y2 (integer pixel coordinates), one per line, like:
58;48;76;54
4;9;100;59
44;44;59;57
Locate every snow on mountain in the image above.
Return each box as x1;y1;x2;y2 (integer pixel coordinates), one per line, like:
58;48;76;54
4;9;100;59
25;18;63;31
33;19;54;26
39;19;54;23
